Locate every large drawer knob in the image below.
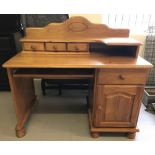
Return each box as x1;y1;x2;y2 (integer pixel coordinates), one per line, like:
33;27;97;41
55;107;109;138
98;105;102;110
119;74;125;80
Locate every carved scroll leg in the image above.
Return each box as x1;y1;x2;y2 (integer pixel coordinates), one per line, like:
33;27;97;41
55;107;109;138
127;132;136;139
90;132;100;138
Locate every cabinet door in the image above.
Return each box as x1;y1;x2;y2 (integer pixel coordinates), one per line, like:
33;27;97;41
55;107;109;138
94;85;144;127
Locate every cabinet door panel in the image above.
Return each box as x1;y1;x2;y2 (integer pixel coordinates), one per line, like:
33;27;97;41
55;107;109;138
94;85;144;127
104;93;133;121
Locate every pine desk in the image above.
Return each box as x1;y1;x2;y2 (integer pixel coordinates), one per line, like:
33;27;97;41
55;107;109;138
3;16;153;139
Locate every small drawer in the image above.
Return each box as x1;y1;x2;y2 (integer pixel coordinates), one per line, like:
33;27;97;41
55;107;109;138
23;42;45;51
45;43;66;51
97;69;148;85
67;43;88;52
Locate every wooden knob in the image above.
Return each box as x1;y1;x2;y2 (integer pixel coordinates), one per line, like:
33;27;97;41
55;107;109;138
53;45;57;51
75;46;79;51
119;75;125;80
31;45;36;51
98;105;102;110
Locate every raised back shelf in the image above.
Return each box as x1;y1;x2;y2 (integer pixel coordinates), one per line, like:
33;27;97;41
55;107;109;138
20;16;141;58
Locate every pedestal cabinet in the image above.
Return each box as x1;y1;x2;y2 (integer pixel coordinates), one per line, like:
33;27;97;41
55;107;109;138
89;68;149;139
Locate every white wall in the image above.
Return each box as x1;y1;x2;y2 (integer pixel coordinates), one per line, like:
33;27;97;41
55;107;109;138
69;14;102;23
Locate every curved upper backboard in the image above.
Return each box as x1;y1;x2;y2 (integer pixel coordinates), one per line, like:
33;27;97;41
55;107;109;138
22;16;130;41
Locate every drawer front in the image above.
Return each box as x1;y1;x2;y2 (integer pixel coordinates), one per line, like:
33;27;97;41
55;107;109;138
67;43;88;52
0;37;12;51
23;42;45;51
97;69;148;84
45;43;66;51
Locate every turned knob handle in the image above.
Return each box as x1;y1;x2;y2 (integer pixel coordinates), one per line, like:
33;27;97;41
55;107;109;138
119;74;125;80
75;46;79;51
31;45;36;51
98;105;102;110
53;45;57;51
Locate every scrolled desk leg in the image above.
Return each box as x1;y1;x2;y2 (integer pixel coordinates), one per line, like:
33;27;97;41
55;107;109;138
127;132;136;139
90;132;100;138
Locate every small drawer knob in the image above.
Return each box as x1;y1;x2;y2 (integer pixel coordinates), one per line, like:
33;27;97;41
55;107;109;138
31;45;36;51
119;75;125;80
53;45;57;51
75;46;79;51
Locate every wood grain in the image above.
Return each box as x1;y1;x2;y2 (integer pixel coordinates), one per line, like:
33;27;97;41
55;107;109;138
88;109;139;139
2;16;152;138
20;16;130;41
93;85;144;127
23;42;45;51
7;68;36;138
97;68;148;84
2;52;152;69
67;43;88;52
101;38;142;46
20;16;142;56
45;43;67;51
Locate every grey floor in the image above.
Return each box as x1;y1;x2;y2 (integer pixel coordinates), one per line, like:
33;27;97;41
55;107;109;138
0;80;155;141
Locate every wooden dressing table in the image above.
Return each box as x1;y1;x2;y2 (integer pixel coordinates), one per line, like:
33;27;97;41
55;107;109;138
2;16;152;139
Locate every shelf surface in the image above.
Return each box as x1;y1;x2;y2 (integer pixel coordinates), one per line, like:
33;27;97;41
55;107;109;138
98;38;142;46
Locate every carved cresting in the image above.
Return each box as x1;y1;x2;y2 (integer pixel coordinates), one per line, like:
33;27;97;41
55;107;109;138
24;16;130;40
68;21;88;32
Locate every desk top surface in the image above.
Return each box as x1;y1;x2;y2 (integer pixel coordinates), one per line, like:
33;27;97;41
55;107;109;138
3;52;152;69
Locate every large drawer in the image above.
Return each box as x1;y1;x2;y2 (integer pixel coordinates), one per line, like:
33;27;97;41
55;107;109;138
23;42;45;51
45;43;66;51
97;68;148;85
67;43;88;52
